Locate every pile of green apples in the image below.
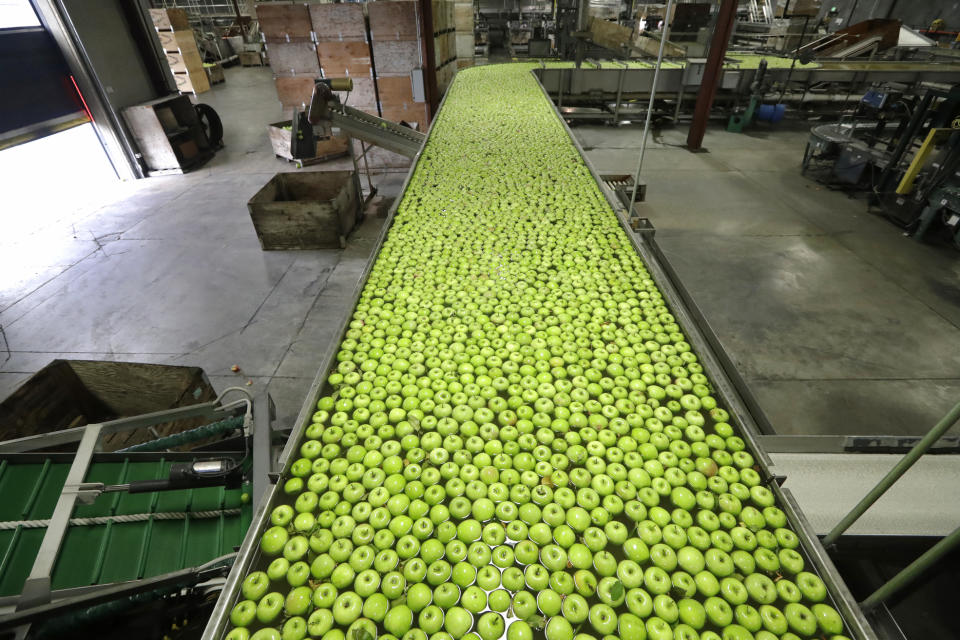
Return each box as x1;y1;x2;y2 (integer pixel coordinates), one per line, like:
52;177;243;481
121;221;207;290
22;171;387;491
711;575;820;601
225;64;849;640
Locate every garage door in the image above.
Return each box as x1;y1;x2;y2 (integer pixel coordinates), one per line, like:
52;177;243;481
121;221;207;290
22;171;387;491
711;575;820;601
0;1;87;147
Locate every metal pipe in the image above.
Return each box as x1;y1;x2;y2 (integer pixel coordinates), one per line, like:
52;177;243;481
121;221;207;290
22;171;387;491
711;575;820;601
686;0;737;150
822;397;960;546
626;0;674;218
861;525;960;610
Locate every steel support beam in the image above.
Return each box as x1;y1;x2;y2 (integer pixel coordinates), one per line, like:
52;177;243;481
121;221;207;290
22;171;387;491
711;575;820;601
686;0;737;150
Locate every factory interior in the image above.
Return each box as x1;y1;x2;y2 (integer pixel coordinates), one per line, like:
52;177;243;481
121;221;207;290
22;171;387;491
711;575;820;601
0;0;959;638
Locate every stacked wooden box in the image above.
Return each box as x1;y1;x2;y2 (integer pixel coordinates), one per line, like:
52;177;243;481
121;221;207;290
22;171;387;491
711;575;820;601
149;8;210;95
454;0;475;67
367;1;429;131
257;3;318;115
312;3;378;114
433;0;457;93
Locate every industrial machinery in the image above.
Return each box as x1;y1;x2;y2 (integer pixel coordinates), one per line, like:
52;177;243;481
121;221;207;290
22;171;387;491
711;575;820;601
801;83;960;246
292;78;426;162
192;63;960;640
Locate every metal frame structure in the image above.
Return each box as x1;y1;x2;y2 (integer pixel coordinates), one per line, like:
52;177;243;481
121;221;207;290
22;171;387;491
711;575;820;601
533;61;960;123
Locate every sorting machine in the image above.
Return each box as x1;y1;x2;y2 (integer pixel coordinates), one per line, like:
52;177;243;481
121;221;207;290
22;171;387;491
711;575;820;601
197;64;960;640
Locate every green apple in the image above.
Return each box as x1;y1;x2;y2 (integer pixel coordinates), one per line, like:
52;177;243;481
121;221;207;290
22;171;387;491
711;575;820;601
256;592;285;625
617;612;646;640
734;603;762;632
261;527;289;556
703;596;733;627
588;603;617;635
758;604;788;635
285;585;313;617
512;590;537;619
363;593;389;621
231;600;257;628
419;605;444;635
796;571;828;602
333;591;363;626
242;572;270;602
384;604;414;637
307;609;334;637
677;598;705;629
785;602;818;636
444;607;473;638
507;620;533;640
776;578;803;603
545;616;574;640
812;603;845;635
476;612;504;640
694;570;720;597
644;616;672;640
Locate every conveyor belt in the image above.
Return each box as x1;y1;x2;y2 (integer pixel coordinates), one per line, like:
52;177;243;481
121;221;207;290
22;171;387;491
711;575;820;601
327;103;426;158
203;63;879;640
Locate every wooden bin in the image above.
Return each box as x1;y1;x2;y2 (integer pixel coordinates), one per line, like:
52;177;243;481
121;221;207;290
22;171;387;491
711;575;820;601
0;360;217;452
267;120;350;166
248;171;360;250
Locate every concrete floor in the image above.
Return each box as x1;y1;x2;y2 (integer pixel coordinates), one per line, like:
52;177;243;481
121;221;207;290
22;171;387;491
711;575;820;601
2;65;959;439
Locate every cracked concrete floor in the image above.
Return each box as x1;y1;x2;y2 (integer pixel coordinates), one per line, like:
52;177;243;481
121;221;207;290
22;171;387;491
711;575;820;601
2;66;960;440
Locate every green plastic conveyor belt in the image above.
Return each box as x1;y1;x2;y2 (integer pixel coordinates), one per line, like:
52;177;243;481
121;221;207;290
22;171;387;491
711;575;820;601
0;458;252;596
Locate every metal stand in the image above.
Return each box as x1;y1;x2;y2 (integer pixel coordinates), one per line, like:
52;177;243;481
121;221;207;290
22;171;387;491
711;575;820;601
627;0;675;220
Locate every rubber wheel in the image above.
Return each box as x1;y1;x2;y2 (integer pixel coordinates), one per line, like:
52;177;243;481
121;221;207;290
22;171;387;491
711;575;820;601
195;103;223;148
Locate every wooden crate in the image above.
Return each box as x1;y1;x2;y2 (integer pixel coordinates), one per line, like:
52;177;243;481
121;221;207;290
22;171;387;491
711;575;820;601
371;40;421;75
377;75;415;107
274;76;316;110
434;34;448;64
310;3;367;42
267;42;321;76
382;103;429;131
239;51;264;66
256;3;313;42
454;3;473;31
174;69;210;94
317;41;372;77
0;360;218;452
248;171;360;250
346;77;378;110
267;121;350;163
158;30;199;54
456;33;474;58
149;8;190;31
205;63;225;85
166;47;204;74
368;1;419;41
